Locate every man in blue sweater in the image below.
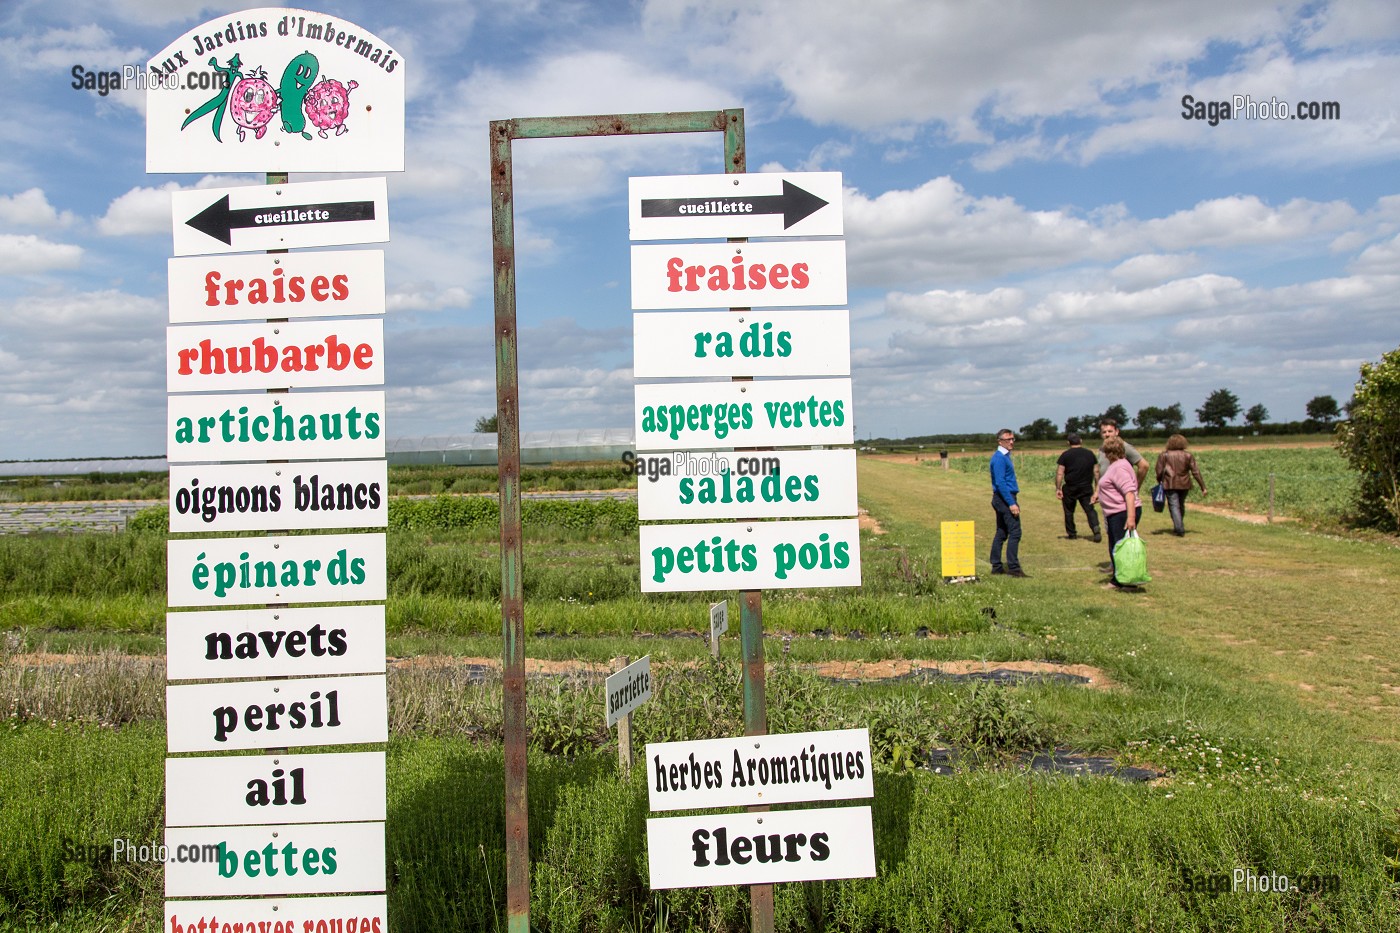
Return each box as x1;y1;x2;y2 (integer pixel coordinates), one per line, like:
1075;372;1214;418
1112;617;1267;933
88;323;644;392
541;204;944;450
989;428;1028;577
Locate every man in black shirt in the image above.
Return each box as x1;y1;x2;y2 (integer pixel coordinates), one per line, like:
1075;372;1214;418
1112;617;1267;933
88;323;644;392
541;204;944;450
1055;433;1101;542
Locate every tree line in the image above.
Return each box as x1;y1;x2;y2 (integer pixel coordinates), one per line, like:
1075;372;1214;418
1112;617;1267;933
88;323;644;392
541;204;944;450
1016;391;1343;441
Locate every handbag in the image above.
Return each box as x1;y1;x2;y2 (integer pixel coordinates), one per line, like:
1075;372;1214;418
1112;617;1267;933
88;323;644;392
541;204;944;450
1114;530;1151;585
1150;483;1166;512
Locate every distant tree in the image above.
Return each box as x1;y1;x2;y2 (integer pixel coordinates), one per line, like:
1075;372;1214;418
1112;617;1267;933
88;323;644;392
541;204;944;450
1100;404;1129;427
1306;394;1341;425
1064;413;1101;437
1161;403;1185;433
1335;347;1400;531
1196;388;1241;429
474;414;498;433
1135;406;1164;431
1019;417;1057;441
1244;403;1269;427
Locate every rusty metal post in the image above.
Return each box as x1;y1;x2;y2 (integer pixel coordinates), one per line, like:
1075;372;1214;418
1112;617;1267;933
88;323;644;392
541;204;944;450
489;118;530;933
720;115;776;933
489;110;743;933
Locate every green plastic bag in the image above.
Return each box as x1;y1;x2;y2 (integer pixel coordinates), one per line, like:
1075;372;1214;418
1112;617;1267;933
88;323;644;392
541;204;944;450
1113;530;1151;585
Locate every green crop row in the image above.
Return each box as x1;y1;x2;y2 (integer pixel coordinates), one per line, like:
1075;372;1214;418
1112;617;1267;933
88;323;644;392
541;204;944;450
387;494;639;534
0;462;638;504
948;446;1357;522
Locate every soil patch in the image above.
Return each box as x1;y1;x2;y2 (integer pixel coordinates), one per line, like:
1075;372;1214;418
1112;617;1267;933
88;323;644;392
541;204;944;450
857;507;887;535
7;652;1114;692
1191;503;1294;525
805;658;1115;689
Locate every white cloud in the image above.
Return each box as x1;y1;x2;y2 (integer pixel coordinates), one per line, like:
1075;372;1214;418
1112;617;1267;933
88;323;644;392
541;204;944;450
0;288;165;457
845;178;1368;287
95;182;182;237
0;189;75;229
642;0;1297;130
96;175;259;236
887;288;1027;326
387;284;472;313
0;23;145;71
1110;254;1200;290
1027;275;1248;325
0;235;83;273
1347;233;1400;274
642;0;1400;171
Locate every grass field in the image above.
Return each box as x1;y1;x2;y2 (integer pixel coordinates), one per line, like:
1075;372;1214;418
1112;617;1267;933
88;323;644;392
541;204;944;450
1;453;1398;931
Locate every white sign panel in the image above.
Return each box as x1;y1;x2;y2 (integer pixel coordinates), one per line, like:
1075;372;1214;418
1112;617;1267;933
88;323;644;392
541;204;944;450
632;241;847;310
647;806;875;889
167;605;386;680
167;390;385;463
168;319;384;393
709;601;728;639
640;519;861;593
633;309;850;379
172;178;389;256
634;379;852;451
166;674;387;753
168;533;386;608
604;655;651;728
629;172;843;240
147;8;405;174
636;449;858;521
169;460;387;533
169;250;386;324
647;729;872;811
166;896;388;933
167;752;386;826
164;821;385;896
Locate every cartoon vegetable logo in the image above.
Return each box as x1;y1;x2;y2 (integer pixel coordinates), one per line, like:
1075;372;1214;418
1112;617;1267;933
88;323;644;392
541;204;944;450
228;67;280;141
303;77;358;138
279;51;319;140
180;54;244;142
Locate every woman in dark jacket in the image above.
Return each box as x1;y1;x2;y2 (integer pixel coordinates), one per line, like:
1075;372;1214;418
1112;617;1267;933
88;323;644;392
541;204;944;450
1154;434;1207;536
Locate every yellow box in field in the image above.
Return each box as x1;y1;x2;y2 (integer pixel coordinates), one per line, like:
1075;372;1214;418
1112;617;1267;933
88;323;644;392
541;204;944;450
940;521;976;577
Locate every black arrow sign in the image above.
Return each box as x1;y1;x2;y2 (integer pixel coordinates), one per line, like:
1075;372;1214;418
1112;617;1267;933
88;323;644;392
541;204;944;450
640;179;829;229
186;195;377;245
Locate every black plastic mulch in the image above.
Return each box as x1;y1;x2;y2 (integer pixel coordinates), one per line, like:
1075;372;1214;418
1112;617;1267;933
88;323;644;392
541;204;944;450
926;747;1160;782
819;667;1090;688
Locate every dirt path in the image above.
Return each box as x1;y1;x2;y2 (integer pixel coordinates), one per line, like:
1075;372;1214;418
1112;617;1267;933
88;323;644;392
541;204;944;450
7;650;1112;690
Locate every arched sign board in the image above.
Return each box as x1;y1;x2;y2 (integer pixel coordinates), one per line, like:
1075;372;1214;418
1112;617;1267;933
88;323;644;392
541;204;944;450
146;8;404;173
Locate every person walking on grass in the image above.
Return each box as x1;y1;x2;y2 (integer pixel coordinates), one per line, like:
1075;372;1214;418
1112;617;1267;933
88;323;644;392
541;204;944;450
1056;433;1101;542
1155;434;1207;536
1094;418;1148;494
1099;436;1142;589
989;428;1027;578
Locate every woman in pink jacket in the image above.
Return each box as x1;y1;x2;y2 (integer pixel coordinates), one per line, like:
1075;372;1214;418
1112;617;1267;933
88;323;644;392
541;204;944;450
1099;437;1141;588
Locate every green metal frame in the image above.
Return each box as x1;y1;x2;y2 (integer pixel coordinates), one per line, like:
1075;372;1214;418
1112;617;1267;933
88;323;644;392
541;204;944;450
488;109;760;933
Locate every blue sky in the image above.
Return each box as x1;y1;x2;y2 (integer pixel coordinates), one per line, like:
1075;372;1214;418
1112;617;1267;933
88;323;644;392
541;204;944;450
2;0;1399;458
